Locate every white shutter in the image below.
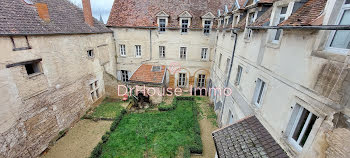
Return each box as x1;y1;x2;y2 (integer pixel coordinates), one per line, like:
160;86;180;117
128;71;132;80
117;71;122;81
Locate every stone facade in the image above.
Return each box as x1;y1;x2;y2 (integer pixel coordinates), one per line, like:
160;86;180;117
0;33;116;157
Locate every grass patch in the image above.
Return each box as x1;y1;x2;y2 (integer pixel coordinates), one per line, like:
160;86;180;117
97;97;202;157
85;99;125;119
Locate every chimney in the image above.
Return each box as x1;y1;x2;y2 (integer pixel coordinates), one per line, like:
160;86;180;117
82;0;94;27
35;3;50;22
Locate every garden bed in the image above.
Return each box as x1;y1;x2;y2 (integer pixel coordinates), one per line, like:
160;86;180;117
91;96;202;158
84;99;125;120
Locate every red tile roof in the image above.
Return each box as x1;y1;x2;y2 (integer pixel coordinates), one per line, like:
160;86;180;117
280;0;327;26
129;64;166;84
107;0;235;28
237;0;247;8
235;14;247;30
250;7;273;26
0;0;111;35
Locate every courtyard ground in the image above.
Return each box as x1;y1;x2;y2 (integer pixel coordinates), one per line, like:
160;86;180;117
40;120;112;158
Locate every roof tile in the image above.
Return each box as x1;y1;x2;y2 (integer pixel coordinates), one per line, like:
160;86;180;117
129;64;166;84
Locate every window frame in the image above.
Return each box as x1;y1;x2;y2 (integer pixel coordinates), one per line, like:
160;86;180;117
272;6;288;43
235;65;243;85
197;74;206;87
288;104;317;151
25;61;42;76
181;19;189;33
159;46;165;58
225;58;231;74
245;11;257;40
218;53;223;68
253;78;266;107
203;20;212;34
89;80;100;101
180;47;187;59
326;0;350;54
159;18;166;32
178;73;187;87
87;49;94;58
135;45;142;57
121;70;129;82
201;48;208;60
120;44;126;56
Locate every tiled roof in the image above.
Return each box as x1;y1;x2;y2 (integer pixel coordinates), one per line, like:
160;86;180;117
129;64;166;84
280;0;327;26
250;7;273;26
107;0;235;28
212;116;289;158
235;14;247;30
237;0;247;9
0;0;111;35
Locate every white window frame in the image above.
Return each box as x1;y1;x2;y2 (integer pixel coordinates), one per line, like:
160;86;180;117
203;20;211;34
89;80;100;101
180;47;187;59
201;48;208;60
326;0;350;54
121;70;129;82
253;78;266;107
288;104;317;151
225;58;231;74
272;6;288;43
178;73;187;87
135;45;141;57
159;46;165;58
235;65;243;85
218;53;222;68
181;19;189;33
159;18;166;32
120;44;126;56
245;11;257;40
197;74;206;87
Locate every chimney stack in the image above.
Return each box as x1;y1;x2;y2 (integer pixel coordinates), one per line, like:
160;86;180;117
82;0;94;27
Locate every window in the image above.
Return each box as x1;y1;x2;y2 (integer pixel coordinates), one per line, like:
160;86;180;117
180;47;187;59
273;6;288;41
204;20;211;34
225;58;231;74
135;45;141;57
90;80;100;101
288;104;317;151
87;49;94;58
181;19;189;33
121;70;129;82
197;74;206;87
328;0;350;51
120;44;126;56
159;46;165;58
218;53;222;68
233;15;239;26
178;73;186;87
201;48;208;60
152;66;161;72
159;18;166;32
25;62;41;75
235;65;243;85
245;12;256;39
253;78;266;107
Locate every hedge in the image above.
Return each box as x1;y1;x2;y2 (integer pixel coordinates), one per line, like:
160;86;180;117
90;109;127;158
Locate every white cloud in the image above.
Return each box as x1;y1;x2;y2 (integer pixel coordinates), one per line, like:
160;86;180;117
69;0;114;24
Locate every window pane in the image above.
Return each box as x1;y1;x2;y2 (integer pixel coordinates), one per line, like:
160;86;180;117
281;7;288;14
274;29;282;40
292;109;310;141
330;10;350;49
346;0;350;4
300;114;317;147
256;81;265;104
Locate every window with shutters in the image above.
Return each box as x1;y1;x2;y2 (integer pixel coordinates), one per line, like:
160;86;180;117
180;47;187;59
327;0;350;54
120;44;126;56
288;104;317;151
178;73;186;87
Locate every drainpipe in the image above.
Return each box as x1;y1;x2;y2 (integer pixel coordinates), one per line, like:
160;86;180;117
143;29;153;63
219;30;238;127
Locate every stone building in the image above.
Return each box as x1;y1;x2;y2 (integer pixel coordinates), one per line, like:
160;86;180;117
0;0;116;157
210;0;350;157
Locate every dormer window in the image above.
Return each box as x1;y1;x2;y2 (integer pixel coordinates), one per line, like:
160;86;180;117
204;20;211;34
233;15;240;27
201;12;215;34
179;11;192;34
245;12;257;39
327;0;350;52
181;19;189;33
156;11;169;33
273;6;288;42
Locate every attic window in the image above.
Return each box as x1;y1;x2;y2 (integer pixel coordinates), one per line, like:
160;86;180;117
151;66;161;72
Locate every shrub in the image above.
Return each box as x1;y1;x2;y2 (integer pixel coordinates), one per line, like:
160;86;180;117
158;104;175;111
90;142;103;158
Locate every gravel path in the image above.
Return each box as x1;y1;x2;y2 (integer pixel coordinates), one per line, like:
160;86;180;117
192;98;218;158
40;120;112;158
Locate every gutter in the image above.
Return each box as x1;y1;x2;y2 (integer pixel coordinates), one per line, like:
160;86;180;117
246;25;350;30
0;31;113;36
219;31;238;127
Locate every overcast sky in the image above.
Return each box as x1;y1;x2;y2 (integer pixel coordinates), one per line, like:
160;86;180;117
69;0;114;24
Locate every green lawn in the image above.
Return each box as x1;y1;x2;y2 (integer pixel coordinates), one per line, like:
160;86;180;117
90;101;125;118
99;98;201;158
